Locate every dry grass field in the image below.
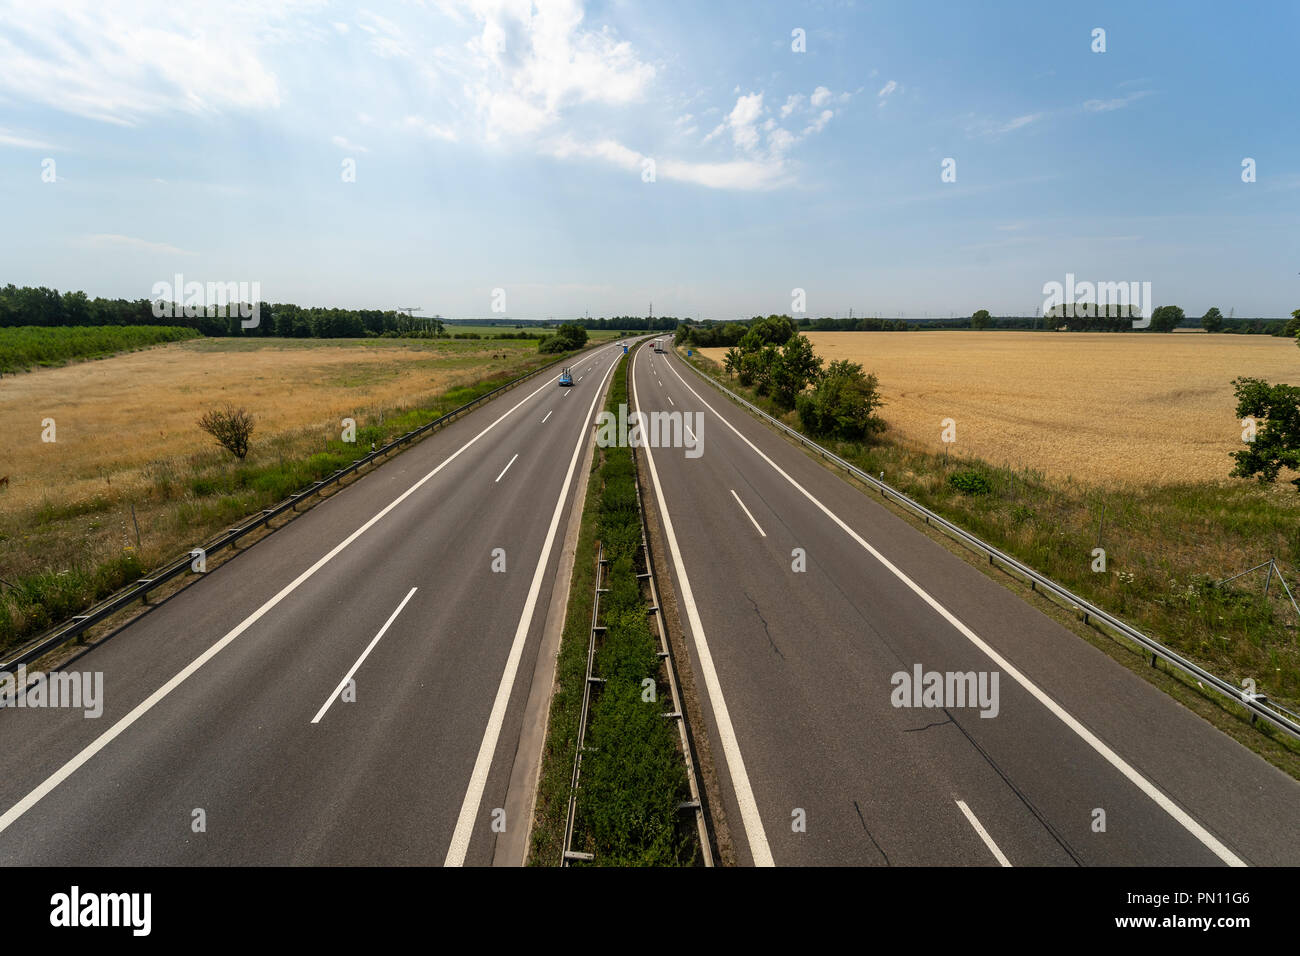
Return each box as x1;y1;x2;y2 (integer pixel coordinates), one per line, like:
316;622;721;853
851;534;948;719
0;336;542;515
0;335;579;651
704;331;1300;486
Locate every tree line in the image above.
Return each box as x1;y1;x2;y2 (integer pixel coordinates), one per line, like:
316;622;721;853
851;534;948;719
0;285;443;338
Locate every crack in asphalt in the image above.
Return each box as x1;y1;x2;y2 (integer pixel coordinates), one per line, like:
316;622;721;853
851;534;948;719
744;589;785;659
941;707;1084;866
904;716;955;733
853;799;891;866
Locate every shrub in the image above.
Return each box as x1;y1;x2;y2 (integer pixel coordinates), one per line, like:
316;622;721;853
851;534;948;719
796;360;885;441
197;405;255;459
948;469;993;495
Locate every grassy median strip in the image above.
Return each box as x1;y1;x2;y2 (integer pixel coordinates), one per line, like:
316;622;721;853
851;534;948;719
529;348;698;865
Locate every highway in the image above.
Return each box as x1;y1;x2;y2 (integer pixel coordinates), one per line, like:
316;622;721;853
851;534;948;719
0;343;628;865
631;343;1300;867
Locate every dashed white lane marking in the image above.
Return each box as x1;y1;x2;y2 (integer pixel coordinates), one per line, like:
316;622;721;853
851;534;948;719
312;588;418;724
495;453;519;483
730;489;767;538
956;800;1012;867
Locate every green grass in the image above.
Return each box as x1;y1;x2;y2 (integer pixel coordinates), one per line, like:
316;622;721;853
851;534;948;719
682;349;1300;738
529;346;698;866
0;325;200;373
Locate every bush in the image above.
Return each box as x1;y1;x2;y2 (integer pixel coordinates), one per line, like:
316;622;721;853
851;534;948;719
796;360;885;441
948;469;993;495
537;322;588;353
197;405;255;459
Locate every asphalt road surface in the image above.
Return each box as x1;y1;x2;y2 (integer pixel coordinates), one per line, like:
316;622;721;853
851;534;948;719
0;343;627;865
631;343;1300;867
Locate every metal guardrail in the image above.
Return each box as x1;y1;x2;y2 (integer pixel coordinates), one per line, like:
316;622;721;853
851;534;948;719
677;350;1300;742
632;438;714;866
562;542;606;865
1;342;614;672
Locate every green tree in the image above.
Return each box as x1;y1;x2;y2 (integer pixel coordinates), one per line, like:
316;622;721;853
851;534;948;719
769;334;823;408
796;360;885;440
1285;308;1300;343
971;309;992;330
1149;305;1185;333
1230;377;1300;489
1201;307;1224;333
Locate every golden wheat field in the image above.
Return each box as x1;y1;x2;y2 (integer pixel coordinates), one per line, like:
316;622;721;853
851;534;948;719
704;331;1300;486
0;337;540;515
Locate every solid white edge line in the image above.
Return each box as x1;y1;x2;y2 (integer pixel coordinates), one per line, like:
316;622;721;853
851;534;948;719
633;346;775;866
495;453;519;483
311;587;418;724
663;352;1246;868
443;347;622;865
730;489;767;538
956;799;1012;867
0;355;588;841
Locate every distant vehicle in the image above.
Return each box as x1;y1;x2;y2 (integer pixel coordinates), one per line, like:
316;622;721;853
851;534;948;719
558;367;574;386
653;338;665;353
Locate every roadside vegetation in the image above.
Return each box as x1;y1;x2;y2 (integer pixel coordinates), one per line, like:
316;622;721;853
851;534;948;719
530;346;698;865
0;325;199;374
682;344;1300;745
538;322;589;354
0;338;586;657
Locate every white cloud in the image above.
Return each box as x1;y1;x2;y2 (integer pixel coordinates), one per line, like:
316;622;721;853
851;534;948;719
444;0;655;141
0;1;297;125
85;233;196;256
0;126;56;149
965;111;1043;137
331;134;369;153
1083;91;1151;112
780;93;805;118
357;10;409;59
877;80;898;98
802;109;832;135
404;116;459;142
724;91;765;151
544;133;789;190
767;127;797;155
810;85;832;108
999;112;1041;132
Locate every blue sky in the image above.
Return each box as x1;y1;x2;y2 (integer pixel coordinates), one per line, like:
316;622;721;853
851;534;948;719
1;0;1297;319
